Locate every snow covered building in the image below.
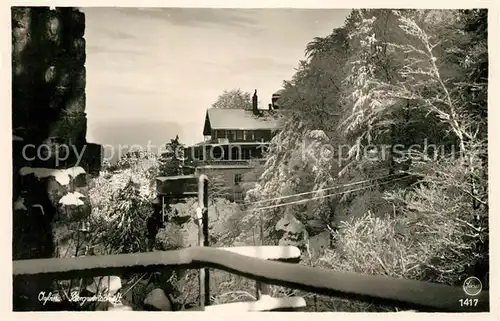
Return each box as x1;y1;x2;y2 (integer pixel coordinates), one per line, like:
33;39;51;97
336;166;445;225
184;90;284;202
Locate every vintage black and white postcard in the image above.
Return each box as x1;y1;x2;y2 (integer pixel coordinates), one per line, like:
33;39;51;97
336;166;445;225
5;0;498;318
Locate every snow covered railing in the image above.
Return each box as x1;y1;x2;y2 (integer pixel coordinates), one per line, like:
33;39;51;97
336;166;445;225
13;246;489;312
189;159;266;167
214;246;301;263
185;295;306;312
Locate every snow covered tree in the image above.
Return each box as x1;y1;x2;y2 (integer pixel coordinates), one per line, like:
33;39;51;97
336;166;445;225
88;148;160;254
242;10;488;302
240;27;350;250
159;135;185;177
211;88;253;109
337;9;488;289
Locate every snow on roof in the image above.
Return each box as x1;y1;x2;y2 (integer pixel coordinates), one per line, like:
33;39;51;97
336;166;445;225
206;108;283;130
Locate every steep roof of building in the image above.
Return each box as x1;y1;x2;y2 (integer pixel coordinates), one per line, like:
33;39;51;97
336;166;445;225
206;108;283;131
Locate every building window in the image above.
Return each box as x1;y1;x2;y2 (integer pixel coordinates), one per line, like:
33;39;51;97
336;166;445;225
236;130;243;141
248;131;255;141
234;173;242;185
234;191;243;202
229;130;236;141
230;146;240;160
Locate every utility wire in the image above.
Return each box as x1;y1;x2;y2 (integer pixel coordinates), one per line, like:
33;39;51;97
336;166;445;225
248;174;410;212
243;172;407;207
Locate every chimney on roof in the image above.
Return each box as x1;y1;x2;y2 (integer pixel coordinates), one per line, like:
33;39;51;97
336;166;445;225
272;91;281;109
252;89;258;116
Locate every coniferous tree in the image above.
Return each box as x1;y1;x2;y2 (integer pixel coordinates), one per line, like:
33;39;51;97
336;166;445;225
159;135;185;177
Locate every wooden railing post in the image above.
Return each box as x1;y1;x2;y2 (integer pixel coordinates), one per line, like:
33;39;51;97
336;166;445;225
198;174;210;309
255;218;269;299
256;282;270;300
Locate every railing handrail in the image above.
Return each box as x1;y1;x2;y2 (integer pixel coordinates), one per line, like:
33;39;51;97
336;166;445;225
186;159;266;164
13;247;489;312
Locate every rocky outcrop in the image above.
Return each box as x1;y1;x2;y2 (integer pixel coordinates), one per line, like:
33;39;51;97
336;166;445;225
12;7;99;311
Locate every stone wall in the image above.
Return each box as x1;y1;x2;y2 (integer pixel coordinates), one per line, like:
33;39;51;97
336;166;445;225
12;7;98;311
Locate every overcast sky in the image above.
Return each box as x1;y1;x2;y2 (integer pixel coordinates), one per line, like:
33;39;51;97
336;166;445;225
83;7;350;150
